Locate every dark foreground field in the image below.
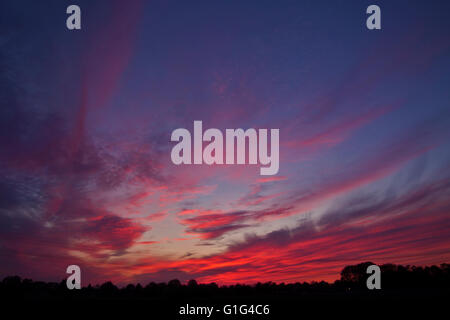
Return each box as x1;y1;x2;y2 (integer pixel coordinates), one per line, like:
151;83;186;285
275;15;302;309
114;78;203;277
2;262;449;319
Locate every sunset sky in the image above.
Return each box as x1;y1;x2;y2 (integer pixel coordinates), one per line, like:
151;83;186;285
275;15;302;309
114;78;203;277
1;0;450;285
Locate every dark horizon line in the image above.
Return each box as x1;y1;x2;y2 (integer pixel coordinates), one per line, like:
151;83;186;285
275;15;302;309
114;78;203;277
2;261;449;289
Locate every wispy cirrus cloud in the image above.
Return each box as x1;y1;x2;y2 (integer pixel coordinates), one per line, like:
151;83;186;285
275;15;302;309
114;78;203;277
127;176;450;284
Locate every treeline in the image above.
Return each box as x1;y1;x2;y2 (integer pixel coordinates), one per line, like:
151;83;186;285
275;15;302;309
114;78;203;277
1;262;449;300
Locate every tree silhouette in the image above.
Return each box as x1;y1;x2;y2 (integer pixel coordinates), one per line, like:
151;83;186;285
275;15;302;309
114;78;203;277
1;262;448;301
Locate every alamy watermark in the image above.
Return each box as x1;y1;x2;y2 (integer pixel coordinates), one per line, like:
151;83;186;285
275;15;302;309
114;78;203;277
170;121;279;175
366;264;381;289
66;265;81;289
